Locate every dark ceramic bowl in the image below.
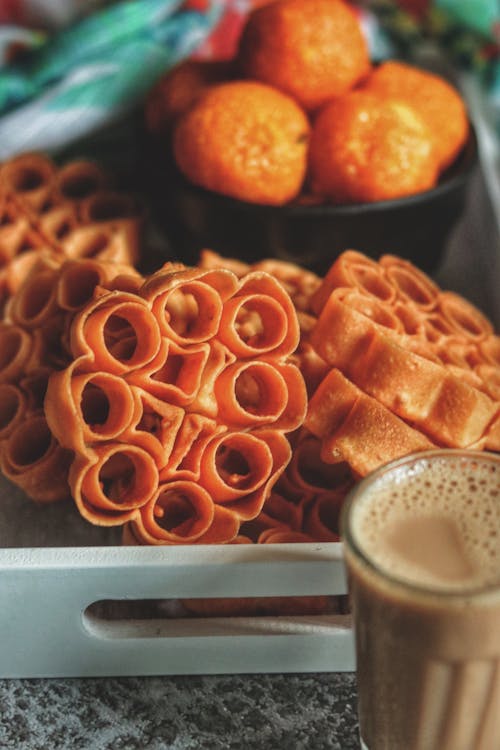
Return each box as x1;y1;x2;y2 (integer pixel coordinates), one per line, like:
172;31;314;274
143;123;478;276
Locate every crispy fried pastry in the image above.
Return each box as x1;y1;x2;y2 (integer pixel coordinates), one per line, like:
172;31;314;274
0;153;142;314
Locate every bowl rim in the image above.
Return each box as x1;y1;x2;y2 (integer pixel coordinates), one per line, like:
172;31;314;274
166;120;478;217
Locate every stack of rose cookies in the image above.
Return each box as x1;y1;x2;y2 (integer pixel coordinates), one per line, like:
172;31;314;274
0;239;499;549
0;152;143;315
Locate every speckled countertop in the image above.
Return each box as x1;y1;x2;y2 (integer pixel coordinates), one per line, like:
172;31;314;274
0;673;359;749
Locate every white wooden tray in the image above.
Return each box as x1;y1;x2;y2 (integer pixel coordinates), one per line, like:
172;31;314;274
0;120;498;678
0;471;352;678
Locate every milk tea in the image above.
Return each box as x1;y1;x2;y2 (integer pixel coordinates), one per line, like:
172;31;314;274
342;450;500;750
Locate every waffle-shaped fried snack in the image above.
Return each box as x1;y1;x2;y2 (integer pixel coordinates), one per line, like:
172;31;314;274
0;257;144;503
307;251;500;471
197;248;499;543
42;262;307;541
0;153;144;313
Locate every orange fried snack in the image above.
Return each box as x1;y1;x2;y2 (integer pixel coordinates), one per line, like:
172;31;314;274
311;298;497;447
238;0;370;111
198;250;322;315
0;257;145;503
306;368;436;476
0;412;72;503
198;248;251;279
379;254;440;311
363;60;469;171
67;444;158;526
310;249;396;315
0;153;142;312
306;250;500;470
173;81;310;206
216;270;301;357
303;492;343;543
40;262;307;541
52;159;109;203
308;91;438;204
140;264;239;343
0;153;57;213
0;383;27;441
175;250;499;538
135;479;216;544
3;242;498;548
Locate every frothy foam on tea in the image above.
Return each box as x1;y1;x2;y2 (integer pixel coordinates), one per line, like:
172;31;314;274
350;455;500;591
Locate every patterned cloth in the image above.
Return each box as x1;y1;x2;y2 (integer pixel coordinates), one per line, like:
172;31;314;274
0;0;223;157
0;1;497;166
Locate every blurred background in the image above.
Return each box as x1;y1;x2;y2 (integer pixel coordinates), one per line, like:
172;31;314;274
0;1;498;174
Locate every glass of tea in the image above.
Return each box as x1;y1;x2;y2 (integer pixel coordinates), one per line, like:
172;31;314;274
341;449;500;750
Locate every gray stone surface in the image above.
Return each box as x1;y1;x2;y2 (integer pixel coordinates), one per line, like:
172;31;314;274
0;673;359;749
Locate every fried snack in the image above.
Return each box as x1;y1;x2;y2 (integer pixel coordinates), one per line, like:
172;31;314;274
45;365;137;455
126;339;210;407
282;430;355;498
0;383;27;440
0;323;33;383
437;291;493;342
0;198;48;263
173;81;310;206
217;271;301;358
213;360;305;431
303;492;342;542
251;258;322;313
53;160;110;203
0;258;145;502
2;242;498;546
131;479;215;543
308;91;438;204
306;250;500;471
0;154;143;313
198;250;327;398
0;153;57;213
310;249;396;315
256;491;304;536
480;335;500;367
41;263;306;540
127;503;242;546
199;250;322;315
0;196;53;310
379;254;440;310
0;412;72;504
68;292;162;375
311;298;497;447
199;250;499;509
140;264;239;343
198;249;251;278
363;60;469;170
69;443;160;526
485;413;500;452
238;0;370;111
306;368;436;475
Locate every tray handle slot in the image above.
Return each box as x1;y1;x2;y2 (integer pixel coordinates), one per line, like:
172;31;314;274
82;596;351;639
0;544;354;676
